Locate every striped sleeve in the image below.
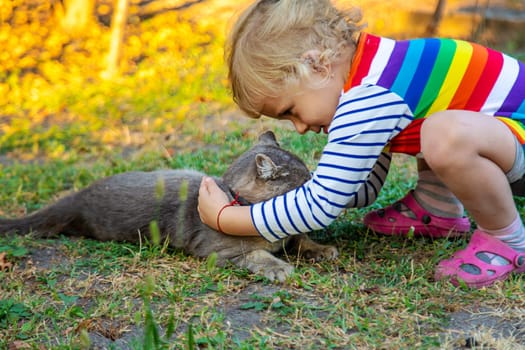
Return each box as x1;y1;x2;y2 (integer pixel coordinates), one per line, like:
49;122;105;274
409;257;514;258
347;151;392;208
251;85;414;242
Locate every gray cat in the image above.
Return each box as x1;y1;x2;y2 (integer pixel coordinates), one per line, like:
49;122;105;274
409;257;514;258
0;131;338;281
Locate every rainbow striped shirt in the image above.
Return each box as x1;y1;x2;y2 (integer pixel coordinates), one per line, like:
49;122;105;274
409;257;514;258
348;33;525;154
251;33;525;242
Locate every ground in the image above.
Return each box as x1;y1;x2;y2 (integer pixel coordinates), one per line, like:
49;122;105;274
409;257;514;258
16;235;525;348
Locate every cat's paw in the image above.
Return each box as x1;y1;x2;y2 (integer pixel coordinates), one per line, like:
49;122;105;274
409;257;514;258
233;249;294;282
301;245;339;262
259;262;294;282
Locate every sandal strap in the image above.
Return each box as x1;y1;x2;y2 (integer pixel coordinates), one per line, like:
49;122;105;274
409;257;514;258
436;230;525;287
365;190;470;237
399;191;467;228
514;254;525;268
469;230;525;269
400;191;432;224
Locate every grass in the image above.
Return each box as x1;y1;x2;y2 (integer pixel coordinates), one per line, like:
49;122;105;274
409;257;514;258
2;1;525;349
3;140;525;349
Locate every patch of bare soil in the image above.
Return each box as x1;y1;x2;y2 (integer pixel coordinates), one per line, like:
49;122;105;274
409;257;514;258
443;306;525;348
89;286;288;349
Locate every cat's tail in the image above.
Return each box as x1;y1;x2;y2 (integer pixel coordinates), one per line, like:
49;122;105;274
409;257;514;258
0;194;79;237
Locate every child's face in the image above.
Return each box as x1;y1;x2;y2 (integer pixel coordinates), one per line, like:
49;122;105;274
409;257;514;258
259;70;345;135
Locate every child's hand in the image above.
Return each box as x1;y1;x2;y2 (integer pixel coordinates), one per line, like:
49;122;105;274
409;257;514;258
197;176;230;230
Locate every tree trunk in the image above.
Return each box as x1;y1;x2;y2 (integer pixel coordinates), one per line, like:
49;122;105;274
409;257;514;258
61;0;95;33
426;0;446;36
102;0;130;79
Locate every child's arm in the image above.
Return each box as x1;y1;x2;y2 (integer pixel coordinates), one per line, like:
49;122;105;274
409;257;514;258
199;85;413;241
197;152;391;237
198;152;392;236
198;176;259;236
347;151;391;208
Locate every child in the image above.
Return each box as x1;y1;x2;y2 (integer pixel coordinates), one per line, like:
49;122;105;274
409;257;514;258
197;0;525;288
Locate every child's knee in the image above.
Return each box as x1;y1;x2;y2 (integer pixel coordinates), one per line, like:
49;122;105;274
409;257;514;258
420;112;472;171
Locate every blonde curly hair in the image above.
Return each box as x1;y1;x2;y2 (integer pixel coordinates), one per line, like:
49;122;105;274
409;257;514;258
226;0;363;118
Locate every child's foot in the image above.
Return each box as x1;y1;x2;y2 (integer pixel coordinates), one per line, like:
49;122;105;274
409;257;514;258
363;191;470;238
435;230;525;288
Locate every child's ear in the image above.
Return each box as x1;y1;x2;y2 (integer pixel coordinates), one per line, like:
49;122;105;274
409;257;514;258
302;49;326;73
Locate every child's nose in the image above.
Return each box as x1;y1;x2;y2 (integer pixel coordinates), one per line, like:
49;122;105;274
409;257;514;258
292;120;309;134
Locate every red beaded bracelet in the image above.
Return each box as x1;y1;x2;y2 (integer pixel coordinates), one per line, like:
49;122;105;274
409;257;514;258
216;194;241;234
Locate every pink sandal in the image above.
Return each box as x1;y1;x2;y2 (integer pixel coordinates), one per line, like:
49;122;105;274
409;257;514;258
363;191;470;238
435;230;525;288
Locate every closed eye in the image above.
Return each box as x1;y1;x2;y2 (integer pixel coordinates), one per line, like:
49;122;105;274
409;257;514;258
278;107;293;119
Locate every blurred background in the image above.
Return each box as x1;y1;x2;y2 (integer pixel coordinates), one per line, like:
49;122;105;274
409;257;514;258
1;0;525;163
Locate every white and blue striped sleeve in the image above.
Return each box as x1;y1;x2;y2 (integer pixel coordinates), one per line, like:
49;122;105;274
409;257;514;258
347;150;392;208
251;85;414;242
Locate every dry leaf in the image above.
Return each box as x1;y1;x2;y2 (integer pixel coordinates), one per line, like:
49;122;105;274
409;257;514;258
8;341;32;349
0;252;13;271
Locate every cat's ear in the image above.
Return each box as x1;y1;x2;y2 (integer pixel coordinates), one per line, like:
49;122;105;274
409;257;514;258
257;131;279;147
255;154;289;180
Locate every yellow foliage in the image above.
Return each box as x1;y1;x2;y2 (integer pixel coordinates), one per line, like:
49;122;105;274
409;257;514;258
175;105;192;121
101;129;121;144
126;34;142;57
48;143;66;159
18;55;37;70
0;1;12;22
45;31;70;57
97;3;111;16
